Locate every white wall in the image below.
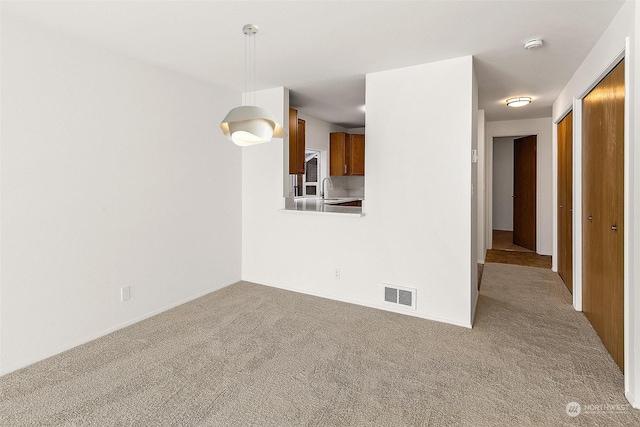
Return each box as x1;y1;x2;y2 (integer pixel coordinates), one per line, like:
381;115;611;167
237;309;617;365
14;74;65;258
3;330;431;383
552;0;638;408
298;112;346;152
485;118;553;255
633;0;640;408
0;17;242;374
492;137;515;231
554;1;634;121
243;57;477;328
470;69;479;322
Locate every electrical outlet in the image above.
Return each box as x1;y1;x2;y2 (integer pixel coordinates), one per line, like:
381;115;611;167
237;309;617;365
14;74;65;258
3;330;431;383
334;268;340;280
121;286;130;302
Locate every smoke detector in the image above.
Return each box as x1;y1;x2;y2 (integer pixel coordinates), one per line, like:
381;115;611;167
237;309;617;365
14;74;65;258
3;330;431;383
524;39;544;50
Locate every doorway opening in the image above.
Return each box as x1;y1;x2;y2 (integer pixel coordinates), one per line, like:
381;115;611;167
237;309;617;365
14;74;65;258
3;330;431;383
302;150;320;197
491;135;537;253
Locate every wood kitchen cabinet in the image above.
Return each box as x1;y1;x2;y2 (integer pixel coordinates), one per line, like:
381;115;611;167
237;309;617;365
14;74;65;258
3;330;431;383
349;134;365;175
289;108;305;175
330;132;365;176
335;200;362;207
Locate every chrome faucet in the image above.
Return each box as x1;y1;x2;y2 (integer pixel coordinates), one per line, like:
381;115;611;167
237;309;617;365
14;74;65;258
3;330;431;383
321;177;333;199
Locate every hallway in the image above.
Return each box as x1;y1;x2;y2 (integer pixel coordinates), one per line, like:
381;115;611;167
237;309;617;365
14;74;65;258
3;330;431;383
474;262;633;423
484;230;552;270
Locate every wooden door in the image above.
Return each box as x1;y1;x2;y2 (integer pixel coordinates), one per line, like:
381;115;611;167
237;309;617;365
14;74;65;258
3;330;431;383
513;135;537;251
558;112;573;292
582;59;624;372
350;134;365;175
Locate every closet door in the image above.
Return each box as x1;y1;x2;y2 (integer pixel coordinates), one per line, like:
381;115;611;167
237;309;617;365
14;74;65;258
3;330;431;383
557;111;573;292
582;59;624;372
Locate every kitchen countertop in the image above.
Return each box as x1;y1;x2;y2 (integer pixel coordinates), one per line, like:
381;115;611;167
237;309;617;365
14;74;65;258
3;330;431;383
281;197;364;216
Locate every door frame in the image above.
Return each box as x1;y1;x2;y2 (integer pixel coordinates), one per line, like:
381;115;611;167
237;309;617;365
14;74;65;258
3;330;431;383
486;131;542;254
556;110;573;292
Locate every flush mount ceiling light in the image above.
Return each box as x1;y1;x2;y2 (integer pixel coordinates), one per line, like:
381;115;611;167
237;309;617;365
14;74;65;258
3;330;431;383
506;97;532;107
524;38;544;50
220;24;285;146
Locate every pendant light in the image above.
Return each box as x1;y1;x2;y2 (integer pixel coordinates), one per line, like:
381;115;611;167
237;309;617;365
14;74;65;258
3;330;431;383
221;24;286;146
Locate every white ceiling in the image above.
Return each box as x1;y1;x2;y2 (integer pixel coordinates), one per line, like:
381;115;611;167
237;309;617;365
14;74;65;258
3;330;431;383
3;1;625;128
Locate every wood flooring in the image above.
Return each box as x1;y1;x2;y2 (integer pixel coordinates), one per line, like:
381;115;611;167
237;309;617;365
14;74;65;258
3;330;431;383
479;230;551;288
492;230;534;253
485;249;552;269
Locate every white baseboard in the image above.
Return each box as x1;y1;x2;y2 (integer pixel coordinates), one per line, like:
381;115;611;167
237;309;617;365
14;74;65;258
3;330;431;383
626;390;640;409
242;277;473;329
0;279;239;376
471;289;480;326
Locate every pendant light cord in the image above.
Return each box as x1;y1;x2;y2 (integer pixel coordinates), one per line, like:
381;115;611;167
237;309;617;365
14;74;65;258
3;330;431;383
252;33;256;106
244;32;248;105
244;29;256;106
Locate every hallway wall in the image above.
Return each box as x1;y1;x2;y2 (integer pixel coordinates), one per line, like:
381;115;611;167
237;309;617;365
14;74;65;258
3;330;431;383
492;137;515;231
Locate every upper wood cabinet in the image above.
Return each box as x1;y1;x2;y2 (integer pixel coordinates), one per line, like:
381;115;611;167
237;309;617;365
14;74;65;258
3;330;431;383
289;108;305;175
330;132;347;176
330;132;365;176
350;134;365;175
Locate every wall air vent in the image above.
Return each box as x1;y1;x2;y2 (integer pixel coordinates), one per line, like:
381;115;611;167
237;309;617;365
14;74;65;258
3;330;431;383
383;284;416;310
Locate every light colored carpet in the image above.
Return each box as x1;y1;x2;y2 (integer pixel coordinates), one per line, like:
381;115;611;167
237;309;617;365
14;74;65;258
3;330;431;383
1;263;638;426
